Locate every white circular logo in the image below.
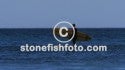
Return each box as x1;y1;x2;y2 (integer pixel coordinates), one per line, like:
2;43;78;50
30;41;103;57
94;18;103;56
53;21;75;43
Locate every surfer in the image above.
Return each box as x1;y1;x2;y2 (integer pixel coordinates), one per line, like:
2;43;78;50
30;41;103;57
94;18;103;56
72;24;77;46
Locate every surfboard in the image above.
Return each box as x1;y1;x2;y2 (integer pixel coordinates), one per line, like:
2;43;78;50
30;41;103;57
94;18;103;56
54;28;91;41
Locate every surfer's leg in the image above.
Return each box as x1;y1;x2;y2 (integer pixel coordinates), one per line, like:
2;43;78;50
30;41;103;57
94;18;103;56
72;34;77;46
72;27;77;46
72;38;76;46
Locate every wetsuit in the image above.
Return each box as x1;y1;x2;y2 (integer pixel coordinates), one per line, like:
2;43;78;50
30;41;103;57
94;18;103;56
72;27;77;45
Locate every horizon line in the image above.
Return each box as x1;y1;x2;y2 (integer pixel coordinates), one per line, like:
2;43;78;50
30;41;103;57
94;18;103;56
0;27;124;29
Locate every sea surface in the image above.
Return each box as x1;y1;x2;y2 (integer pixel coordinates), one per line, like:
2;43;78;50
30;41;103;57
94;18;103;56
0;28;125;70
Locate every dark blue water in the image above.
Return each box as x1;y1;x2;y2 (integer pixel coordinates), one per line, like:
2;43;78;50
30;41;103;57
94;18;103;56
0;28;125;70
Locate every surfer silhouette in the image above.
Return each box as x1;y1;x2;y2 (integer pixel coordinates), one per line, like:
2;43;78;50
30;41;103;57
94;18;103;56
72;24;77;46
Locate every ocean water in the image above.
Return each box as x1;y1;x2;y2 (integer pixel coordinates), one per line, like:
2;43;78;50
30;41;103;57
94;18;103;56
0;28;125;70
